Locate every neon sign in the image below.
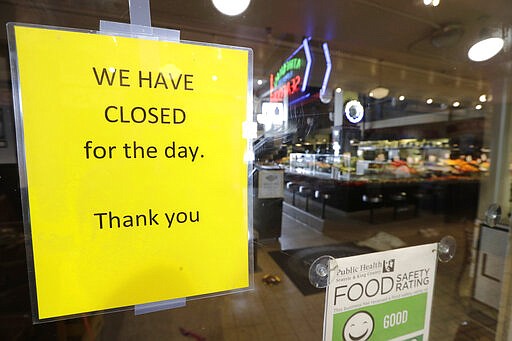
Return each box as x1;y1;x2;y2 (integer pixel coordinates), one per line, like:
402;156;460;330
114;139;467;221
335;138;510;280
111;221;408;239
269;38;332;105
270;37;312;102
301;37;312;92
320;42;332;97
270;74;301;102
274;57;302;87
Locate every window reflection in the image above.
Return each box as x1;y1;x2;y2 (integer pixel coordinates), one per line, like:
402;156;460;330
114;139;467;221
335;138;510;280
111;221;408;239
1;1;511;340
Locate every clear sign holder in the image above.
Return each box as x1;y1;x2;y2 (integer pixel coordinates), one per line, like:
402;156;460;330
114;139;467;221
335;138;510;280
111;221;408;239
321;241;441;340
99;0;183;317
8;0;255;323
309;236;457;288
98;0;180;42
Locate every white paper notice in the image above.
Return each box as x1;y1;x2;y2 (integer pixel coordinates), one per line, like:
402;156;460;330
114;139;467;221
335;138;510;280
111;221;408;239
257;169;284;199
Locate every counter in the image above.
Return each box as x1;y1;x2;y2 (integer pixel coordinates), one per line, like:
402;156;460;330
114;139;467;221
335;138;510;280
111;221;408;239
284;172;481;221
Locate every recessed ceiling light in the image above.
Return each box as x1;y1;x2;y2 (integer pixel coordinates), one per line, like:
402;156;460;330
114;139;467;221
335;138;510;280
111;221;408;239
468;37;504;62
475;104;483;110
398;95;405;101
479;94;487;102
423;0;440;6
426;98;433;104
452;101;461;107
257;79;263;85
335;88;342;93
368;87;389;99
212;0;251;16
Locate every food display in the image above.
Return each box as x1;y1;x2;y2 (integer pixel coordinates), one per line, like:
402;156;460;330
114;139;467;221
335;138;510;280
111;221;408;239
283;138;484;219
287;138;490;181
443;158;489;174
289;153;335;177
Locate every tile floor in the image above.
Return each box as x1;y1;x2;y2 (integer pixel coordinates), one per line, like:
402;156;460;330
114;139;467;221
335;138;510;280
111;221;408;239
94;195;497;340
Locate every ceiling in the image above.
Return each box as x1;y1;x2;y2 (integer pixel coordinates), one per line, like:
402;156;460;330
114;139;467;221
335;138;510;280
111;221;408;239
1;0;512;106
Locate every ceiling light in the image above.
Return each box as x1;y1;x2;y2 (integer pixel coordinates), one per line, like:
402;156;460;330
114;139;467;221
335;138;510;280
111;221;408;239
398;95;405;101
475;104;483;110
423;0;440;6
369;61;389;99
368;87;389;99
335;87;342;93
426;98;433;104
257;79;263;85
479;94;487;102
452;101;461;107
212;0;250;16
468;37;504;62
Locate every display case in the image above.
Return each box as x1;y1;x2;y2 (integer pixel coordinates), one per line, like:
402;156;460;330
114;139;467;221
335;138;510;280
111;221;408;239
333;154;354;180
357;138;451;165
289;153;335;177
355;160;388;176
286;138;488;181
354;138;488;177
288;153;355;180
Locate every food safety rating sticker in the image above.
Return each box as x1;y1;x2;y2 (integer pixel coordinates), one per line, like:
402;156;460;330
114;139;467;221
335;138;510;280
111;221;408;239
323;243;437;341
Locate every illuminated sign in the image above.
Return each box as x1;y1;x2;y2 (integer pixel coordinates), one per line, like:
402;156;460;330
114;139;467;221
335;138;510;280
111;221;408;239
10;24;251;320
270;38;332;106
320;42;332;98
345;100;364;124
274;57;303;87
270;37;312;102
258;102;287;131
269;74;301;102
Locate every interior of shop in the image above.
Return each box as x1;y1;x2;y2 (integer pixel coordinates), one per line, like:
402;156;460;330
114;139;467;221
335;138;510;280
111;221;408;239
1;1;512;340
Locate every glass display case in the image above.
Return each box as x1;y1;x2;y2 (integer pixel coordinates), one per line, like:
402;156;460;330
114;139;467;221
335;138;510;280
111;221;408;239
287;138;489;181
289;153;335;177
333;154;354;180
289;153;355;179
356;138;451;164
354;138;488;178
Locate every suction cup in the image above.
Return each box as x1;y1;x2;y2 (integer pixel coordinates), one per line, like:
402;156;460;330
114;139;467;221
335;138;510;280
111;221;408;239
485;203;501;226
308;255;337;288
438;235;456;263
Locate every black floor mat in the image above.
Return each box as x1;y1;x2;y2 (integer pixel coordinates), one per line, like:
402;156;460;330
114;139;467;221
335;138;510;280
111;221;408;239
268;243;374;296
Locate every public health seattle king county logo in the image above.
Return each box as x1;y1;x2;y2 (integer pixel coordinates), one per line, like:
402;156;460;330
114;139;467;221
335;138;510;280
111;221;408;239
383;259;395;273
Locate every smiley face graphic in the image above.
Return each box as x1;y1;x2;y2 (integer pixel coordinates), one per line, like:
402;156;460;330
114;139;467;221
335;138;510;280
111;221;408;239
343;311;374;341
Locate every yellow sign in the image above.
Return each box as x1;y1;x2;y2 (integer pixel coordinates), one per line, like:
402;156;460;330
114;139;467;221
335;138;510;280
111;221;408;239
11;25;251;320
